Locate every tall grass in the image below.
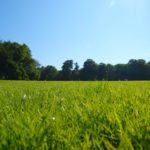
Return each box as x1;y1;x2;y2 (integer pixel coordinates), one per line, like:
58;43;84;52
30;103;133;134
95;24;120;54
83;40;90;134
0;81;149;149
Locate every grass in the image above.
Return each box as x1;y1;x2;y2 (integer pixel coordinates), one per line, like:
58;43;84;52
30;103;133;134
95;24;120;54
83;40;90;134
0;81;149;149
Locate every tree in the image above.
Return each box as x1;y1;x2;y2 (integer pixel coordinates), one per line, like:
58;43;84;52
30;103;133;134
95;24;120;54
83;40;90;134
127;59;146;80
1;40;150;81
80;59;98;80
40;65;58;80
146;62;150;80
114;64;127;80
0;41;40;80
25;59;40;80
97;63;107;80
61;60;73;80
72;62;80;80
105;64;115;80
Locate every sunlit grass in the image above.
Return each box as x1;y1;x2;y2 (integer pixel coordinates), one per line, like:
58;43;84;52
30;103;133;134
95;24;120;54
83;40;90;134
0;81;149;149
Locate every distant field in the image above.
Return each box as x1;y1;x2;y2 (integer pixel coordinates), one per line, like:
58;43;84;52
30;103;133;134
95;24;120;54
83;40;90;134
0;81;149;149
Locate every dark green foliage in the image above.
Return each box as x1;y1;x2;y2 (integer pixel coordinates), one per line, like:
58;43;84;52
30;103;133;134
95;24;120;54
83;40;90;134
1;40;150;81
106;64;115;80
127;59;147;80
72;62;80;80
114;64;127;80
97;63;107;80
61;60;73;80
81;59;98;80
40;65;58;80
0;41;40;80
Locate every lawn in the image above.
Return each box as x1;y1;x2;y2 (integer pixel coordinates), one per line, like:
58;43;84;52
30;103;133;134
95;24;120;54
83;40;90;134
0;81;149;149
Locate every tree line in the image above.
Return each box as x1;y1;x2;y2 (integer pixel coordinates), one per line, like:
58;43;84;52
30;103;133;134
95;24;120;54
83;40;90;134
0;41;150;81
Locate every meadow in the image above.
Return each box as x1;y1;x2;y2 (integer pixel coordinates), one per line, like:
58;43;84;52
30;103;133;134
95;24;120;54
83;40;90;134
0;81;149;149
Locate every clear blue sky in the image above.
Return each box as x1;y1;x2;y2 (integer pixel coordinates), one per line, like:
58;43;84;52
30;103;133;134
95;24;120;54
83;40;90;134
0;0;150;69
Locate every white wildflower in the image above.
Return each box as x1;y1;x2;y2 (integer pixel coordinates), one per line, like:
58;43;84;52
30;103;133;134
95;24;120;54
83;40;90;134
52;117;56;121
23;94;27;99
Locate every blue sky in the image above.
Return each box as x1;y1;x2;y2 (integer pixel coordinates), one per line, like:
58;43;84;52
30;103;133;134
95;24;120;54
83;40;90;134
0;0;150;69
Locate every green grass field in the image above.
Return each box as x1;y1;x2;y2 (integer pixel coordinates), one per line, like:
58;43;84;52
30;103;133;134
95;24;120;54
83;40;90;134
0;81;149;149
